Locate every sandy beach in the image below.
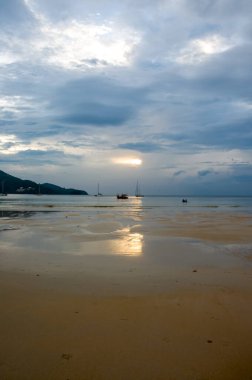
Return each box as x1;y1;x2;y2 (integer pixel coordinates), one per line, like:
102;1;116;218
1;197;252;379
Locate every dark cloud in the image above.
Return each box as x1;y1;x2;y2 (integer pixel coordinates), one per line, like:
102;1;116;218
21;125;69;138
0;0;35;35
0;120;16;126
118;142;161;152
0;149;80;167
233;174;252;183
184;0;252;18
198;169;213;177
61;140;90;148
81;58;109;67
173;170;185;177
0;0;33;24
189;45;252;100
58;104;132;126
52;76;147;127
179;118;252;150
0;142;16;150
0;156;19;163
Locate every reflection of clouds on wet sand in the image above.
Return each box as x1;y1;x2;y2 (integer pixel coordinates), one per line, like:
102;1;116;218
75;226;144;257
0;216;144;259
84;221;123;233
81;223;144;256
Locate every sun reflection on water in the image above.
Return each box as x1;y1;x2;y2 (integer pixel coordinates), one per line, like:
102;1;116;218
112;229;143;256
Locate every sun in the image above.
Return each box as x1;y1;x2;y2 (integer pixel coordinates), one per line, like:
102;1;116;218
128;158;142;166
113;157;142;166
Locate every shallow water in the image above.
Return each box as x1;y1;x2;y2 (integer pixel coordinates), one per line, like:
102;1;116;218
1;193;252;212
0;195;252;277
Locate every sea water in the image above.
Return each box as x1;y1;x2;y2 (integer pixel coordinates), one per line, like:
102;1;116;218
1;193;252;212
0;194;252;287
1;194;252;238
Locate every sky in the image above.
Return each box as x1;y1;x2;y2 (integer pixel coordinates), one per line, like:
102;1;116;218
0;0;252;195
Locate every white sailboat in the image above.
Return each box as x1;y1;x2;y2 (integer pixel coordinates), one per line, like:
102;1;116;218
1;180;7;196
94;183;103;196
135;180;143;197
36;183;42;196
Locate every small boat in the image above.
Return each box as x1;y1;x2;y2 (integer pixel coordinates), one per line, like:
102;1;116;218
135;180;143;197
117;193;128;199
182;198;188;203
94;183;103;197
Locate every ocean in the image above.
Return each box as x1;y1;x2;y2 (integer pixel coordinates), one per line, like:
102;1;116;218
1;193;252;213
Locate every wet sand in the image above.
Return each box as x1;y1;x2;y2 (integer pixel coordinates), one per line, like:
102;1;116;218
1;210;252;379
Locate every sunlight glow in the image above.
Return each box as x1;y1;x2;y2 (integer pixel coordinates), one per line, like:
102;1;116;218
0;134;51;155
0;134;23;155
0;96;32;114
9;1;141;71
113;157;142;166
34;20;139;70
0;51;19;65
176;35;234;65
234;101;252;110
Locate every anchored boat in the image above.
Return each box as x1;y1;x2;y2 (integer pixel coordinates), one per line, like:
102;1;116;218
117;193;128;199
135;180;143;197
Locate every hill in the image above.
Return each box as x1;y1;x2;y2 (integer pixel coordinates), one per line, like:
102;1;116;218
0;170;88;195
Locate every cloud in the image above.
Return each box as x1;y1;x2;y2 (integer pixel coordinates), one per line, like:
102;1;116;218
175;35;235;65
117;142;162;153
52;76;147;127
184;118;252;150
57;104;133;126
0;148;80;167
1;0;252;194
183;0;252;19
0;0;35;31
2;1;140;71
173;170;185;177
198;169;213;177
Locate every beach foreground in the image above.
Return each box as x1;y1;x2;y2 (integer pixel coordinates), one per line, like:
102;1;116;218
1;271;252;380
1;196;252;379
0;274;252;380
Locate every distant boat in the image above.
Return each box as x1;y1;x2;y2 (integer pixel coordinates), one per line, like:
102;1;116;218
94;183;103;197
117;193;128;199
182;198;188;203
1;180;7;196
36;183;42;196
135;180;143;197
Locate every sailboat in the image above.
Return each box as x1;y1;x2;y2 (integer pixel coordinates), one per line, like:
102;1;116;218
36;183;42;196
135;180;143;198
1;180;7;196
94;183;103;196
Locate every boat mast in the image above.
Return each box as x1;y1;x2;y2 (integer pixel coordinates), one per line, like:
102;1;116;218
135;180;139;196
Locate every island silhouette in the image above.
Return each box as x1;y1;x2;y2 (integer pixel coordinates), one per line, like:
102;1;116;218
0;170;88;195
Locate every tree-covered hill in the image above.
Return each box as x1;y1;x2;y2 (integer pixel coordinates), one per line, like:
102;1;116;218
0;170;88;195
